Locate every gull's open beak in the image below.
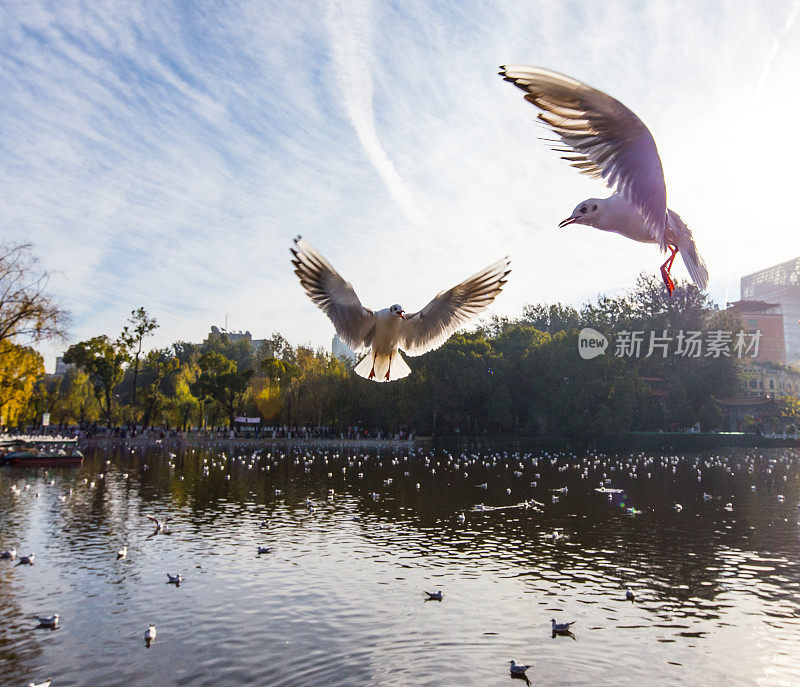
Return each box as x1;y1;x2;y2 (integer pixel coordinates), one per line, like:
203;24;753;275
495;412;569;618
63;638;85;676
398;310;405;319
558;216;578;228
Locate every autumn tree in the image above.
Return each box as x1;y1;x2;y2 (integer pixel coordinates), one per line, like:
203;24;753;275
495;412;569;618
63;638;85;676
0;342;44;427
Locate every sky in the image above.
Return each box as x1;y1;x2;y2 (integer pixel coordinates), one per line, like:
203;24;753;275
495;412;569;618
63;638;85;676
1;0;799;370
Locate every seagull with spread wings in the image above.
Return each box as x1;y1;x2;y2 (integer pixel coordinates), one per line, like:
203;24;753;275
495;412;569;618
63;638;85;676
291;237;510;382
500;66;708;294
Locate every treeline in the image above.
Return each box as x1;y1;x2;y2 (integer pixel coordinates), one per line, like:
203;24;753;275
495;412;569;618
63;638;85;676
11;274;781;438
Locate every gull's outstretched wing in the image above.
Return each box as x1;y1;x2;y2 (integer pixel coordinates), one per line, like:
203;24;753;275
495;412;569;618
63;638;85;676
400;257;510;356
500;65;667;248
291;236;376;352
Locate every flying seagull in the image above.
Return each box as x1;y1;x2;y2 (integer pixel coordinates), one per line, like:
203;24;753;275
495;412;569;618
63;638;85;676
147;515;169;532
500;66;708;294
291;236;510;381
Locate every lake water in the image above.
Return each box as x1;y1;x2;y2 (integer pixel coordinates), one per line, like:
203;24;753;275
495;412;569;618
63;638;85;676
1;442;799;686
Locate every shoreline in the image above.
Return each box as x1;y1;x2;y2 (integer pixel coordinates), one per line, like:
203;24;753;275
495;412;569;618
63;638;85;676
80;434;422;449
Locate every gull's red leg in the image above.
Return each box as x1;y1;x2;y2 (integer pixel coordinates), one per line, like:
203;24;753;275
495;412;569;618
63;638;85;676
368;358;376;380
384;352;393;381
660;245;678;295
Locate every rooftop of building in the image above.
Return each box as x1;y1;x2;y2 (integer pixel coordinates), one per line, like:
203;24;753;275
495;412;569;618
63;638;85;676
727;300;782;313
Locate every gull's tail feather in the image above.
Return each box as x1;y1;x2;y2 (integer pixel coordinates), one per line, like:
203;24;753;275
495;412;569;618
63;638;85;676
668;210;708;290
354;351;411;382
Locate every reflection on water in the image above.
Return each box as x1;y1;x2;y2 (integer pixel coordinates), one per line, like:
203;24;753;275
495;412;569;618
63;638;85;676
1;442;799;686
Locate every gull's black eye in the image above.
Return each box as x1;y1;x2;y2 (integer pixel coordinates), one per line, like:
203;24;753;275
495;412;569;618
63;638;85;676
580;206;587;213
592;204;597;211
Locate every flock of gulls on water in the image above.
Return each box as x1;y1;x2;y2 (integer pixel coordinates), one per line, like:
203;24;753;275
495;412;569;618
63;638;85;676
291;65;708;384
5;442;797;684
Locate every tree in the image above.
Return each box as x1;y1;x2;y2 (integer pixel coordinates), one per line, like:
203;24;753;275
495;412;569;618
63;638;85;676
260;356;300;390
699;396;724;432
777;395;800;433
0;243;67;351
138;348;179;428
64;336;129;425
54;368;98;426
191;351;253;428
0;341;44;427
119;307;158;410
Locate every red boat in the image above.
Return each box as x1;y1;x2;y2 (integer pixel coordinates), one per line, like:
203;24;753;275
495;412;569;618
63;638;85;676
7;448;84;467
1;438;83;467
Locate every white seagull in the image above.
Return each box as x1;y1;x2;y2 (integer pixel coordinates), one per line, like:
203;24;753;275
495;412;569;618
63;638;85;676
167;573;182;585
117;546;127;560
551;618;576;634
145;624;156;646
36;614;60;629
291;236;510;382
500;66;708;294
0;548;16;560
27;680;51;687
18;553;34;565
509;660;532;675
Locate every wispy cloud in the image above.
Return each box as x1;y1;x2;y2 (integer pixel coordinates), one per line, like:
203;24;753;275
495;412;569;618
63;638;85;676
752;0;800;101
327;0;423;225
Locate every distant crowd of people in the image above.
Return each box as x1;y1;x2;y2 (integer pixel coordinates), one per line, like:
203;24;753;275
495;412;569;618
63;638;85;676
6;422;415;442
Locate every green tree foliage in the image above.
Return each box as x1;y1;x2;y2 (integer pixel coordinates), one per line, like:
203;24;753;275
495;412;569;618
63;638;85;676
699;396;724;431
64;336;129;425
191;351;253;428
31;275;757;437
137;348;179;427
119;307;158;411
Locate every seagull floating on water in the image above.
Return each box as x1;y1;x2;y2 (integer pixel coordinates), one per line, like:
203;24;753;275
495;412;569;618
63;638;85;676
500;66;708;294
0;548;16;560
257;546;271;555
37;614;59;629
424;590;443;601
27;679;51;687
117;546;127;560
18;553;34;565
509;660;532;675
626;588;635;602
551;618;576;634
167;573;182;585
145;624;156;647
291;236;510;381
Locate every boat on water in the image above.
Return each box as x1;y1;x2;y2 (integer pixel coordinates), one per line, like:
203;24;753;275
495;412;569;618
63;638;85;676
0;437;84;467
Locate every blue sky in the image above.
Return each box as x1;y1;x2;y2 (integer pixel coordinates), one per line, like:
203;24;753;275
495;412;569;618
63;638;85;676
2;1;799;369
